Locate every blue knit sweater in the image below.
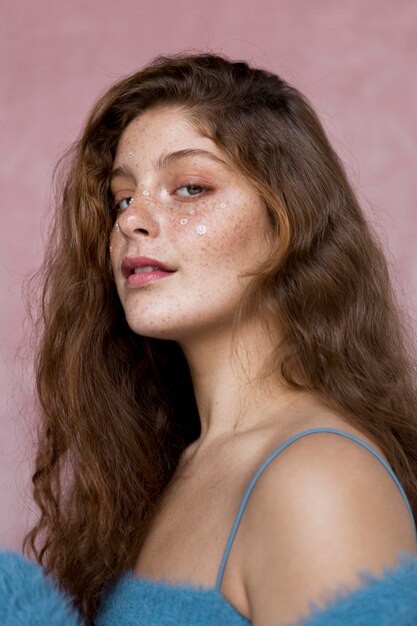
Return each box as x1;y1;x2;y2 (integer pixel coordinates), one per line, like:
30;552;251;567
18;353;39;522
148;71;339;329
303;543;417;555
1;549;417;625
95;551;417;626
2;428;417;625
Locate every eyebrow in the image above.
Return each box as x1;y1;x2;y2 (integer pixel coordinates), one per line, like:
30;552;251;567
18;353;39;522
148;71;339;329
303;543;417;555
110;148;230;182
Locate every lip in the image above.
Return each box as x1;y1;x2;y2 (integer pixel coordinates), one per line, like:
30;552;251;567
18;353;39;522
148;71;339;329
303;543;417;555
121;256;177;279
126;270;176;288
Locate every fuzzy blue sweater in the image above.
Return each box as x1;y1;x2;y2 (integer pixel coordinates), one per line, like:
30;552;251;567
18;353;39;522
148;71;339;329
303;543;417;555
1;549;417;625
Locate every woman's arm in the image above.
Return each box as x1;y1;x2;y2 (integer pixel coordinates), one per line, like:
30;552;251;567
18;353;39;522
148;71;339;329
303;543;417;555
239;433;417;626
285;550;417;626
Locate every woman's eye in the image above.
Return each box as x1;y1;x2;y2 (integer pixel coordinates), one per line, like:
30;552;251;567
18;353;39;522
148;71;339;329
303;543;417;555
115;197;134;211
175;184;207;198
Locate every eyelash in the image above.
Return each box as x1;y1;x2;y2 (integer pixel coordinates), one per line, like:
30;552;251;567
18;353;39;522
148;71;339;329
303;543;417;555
113;184;211;212
175;184;210;198
114;197;133;211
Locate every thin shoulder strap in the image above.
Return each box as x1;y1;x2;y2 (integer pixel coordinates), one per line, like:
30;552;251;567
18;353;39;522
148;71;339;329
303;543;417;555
215;427;417;591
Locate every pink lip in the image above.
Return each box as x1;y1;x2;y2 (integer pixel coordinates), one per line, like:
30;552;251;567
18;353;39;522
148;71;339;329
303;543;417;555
121;256;177;278
121;255;177;287
127;270;175;287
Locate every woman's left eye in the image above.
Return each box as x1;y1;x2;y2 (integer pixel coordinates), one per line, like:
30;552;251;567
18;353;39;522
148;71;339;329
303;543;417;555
115;197;134;211
175;184;208;198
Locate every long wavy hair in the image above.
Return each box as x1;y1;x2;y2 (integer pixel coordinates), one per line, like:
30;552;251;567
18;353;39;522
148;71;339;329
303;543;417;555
23;52;417;624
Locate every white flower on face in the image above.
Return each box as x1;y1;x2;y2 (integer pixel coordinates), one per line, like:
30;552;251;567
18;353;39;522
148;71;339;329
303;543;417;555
195;224;207;235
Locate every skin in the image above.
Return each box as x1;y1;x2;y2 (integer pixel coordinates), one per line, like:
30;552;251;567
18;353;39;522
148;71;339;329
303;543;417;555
109;104;308;447
109;105;417;625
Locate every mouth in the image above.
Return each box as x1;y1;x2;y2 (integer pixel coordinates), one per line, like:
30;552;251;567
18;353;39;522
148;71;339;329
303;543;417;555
121;255;177;279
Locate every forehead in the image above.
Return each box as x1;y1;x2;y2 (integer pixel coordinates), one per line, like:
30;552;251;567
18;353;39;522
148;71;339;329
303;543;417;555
114;105;221;162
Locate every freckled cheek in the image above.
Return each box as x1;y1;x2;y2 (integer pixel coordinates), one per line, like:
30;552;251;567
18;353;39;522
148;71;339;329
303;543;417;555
173;216;253;278
212;210;257;257
227;219;253;249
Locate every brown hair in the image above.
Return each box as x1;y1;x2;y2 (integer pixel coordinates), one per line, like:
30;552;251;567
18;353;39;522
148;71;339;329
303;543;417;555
23;51;417;624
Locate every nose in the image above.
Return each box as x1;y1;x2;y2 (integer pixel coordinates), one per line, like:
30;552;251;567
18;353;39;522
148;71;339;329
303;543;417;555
116;194;160;238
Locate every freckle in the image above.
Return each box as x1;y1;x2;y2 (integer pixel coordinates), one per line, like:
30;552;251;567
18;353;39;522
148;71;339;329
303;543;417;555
189;209;195;215
143;190;150;196
220;203;226;208
180;218;188;225
195;224;207;235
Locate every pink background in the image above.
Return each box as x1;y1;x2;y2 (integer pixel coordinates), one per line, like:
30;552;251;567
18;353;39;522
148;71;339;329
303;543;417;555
1;0;416;550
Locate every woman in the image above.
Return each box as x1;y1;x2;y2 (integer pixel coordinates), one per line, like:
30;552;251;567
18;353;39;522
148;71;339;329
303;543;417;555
14;52;417;625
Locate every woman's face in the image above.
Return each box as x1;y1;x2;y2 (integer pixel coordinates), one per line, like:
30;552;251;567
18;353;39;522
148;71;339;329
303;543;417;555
109;105;271;342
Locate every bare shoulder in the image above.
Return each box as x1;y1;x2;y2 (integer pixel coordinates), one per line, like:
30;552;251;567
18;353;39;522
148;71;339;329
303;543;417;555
239;428;417;626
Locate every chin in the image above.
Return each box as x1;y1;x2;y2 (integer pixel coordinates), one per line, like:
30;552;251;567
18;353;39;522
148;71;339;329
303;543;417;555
125;315;221;344
123;301;233;343
125;317;189;342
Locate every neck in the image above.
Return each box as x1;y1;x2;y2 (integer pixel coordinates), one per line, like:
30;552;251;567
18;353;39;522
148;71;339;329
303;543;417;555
177;317;302;448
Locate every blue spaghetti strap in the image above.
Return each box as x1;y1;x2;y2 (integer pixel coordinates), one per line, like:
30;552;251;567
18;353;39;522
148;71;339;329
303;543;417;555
215;427;417;591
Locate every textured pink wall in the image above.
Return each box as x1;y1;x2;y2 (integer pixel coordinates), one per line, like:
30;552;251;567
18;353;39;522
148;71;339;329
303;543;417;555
1;0;416;550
